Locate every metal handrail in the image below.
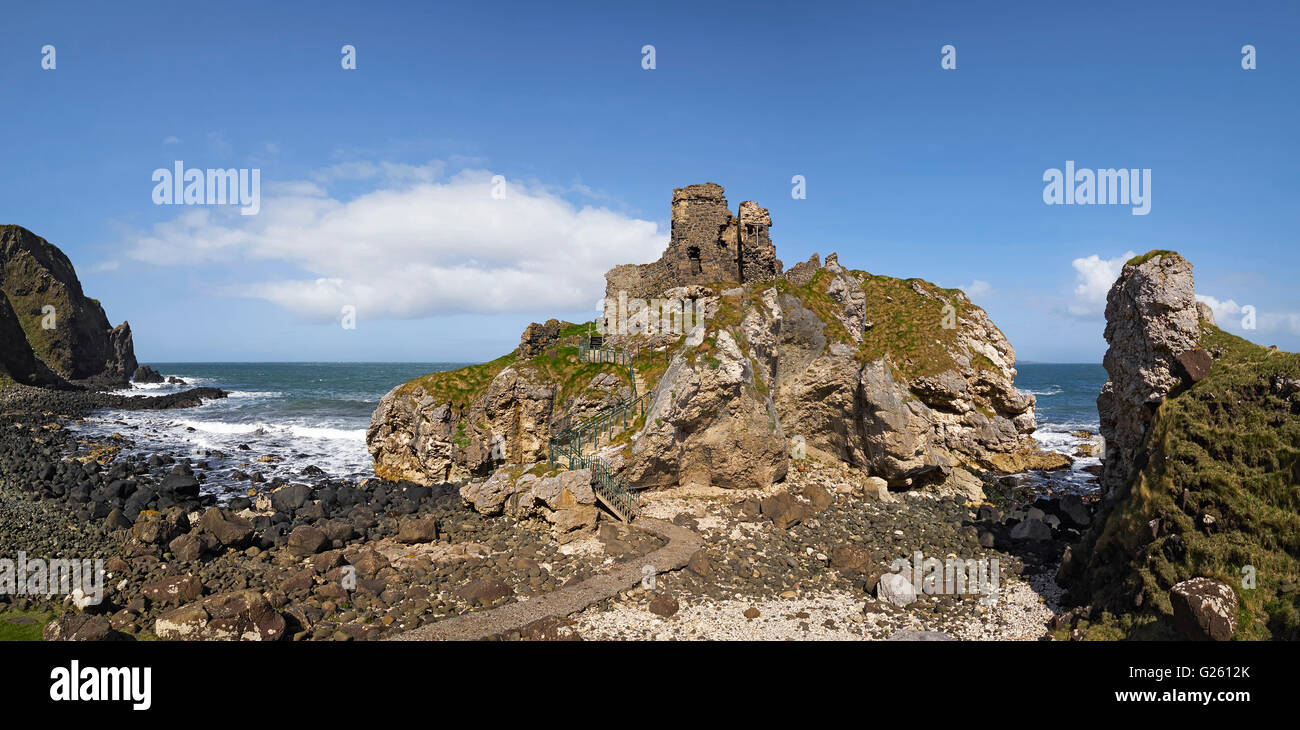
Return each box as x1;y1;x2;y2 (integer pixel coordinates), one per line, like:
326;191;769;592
546;341;649;521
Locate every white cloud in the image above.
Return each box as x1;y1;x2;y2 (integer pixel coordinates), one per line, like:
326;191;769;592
162;136;181;145
125;166;667;322
1194;294;1243;322
1197;294;1300;335
1068;250;1136;317
963;279;992;300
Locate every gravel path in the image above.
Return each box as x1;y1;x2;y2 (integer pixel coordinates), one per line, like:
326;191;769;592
390;518;702;640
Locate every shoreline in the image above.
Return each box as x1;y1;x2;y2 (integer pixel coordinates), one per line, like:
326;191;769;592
2;382;1088;642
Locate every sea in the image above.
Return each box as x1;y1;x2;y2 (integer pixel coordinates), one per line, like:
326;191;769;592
67;362;1110;497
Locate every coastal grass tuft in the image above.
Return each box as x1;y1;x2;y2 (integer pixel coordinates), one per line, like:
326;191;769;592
1077;325;1300;639
397;352;519;409
0;610;52;641
1125;250;1181;268
852;271;972;379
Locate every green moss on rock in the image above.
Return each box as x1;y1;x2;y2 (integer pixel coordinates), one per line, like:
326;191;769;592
1074;325;1300;639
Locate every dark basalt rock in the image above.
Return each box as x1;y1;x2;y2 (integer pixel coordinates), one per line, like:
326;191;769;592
1175;348;1213;383
1;224;137;385
133;364;164;383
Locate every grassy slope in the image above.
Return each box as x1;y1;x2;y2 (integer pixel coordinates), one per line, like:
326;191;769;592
1075;325;1300;639
398;268;984;428
0;610;52;641
394;324;662;416
703;268;976;381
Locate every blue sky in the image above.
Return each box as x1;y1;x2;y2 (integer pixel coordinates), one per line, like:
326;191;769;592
2;0;1297;363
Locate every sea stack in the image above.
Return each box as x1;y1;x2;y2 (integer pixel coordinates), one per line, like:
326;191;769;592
368;182;1058;505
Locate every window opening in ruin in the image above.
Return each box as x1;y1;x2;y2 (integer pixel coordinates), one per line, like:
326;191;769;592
687;246;702;274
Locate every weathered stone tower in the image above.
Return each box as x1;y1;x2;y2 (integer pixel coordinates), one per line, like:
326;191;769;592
604;183;781;301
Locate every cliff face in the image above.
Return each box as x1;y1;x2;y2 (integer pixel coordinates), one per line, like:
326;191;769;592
0;292;64;388
1095;251;1201;496
0;225;137;387
367;325;642;484
369;183;1051;499
1065;250;1300;640
768;255;1039;482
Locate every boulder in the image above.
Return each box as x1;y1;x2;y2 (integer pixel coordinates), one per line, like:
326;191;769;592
1175;348;1213;383
132;508;189;545
760;491;809;530
154;590;286;641
830;545;872;572
286;525;328;556
133;364;164;384
269;483;311;513
1010;517;1053;542
43;613;126;641
140;575;203;605
1170;577;1238;641
454;577;512;607
396;516;439;544
197;508;254;548
876;572;917;607
648;592;679;618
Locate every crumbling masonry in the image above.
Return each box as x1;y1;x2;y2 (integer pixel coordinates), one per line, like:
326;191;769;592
604;183;782;302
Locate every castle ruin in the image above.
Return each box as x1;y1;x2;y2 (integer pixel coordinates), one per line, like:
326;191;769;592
604;183;782;302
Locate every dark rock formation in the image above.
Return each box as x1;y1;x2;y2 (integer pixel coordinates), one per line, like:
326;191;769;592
133;364;164;383
1170;577;1238;641
0;292;64;387
0;225;137;386
518;318;563;359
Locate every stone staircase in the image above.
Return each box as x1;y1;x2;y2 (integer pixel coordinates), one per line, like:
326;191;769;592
549;342;649;521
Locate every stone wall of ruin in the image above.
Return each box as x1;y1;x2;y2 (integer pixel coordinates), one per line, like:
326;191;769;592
603;183;781;303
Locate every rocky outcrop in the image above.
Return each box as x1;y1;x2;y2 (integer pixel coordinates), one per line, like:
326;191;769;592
753;257;1040;489
461;466;599;542
1095;251;1201;495
369;183;1047;507
0;225;137;386
621;327;789;490
1064;250;1300;639
518;318;564;359
368;356;628;485
133;364;164;384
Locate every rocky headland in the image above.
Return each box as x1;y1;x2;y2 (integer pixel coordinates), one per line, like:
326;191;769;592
1;225;137;389
369;183;1065;504
5;204;1293;643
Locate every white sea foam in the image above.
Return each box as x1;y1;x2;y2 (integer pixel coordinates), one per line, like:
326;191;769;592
171;419;364;441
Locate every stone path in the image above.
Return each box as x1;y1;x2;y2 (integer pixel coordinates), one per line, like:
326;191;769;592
390;518;702;641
